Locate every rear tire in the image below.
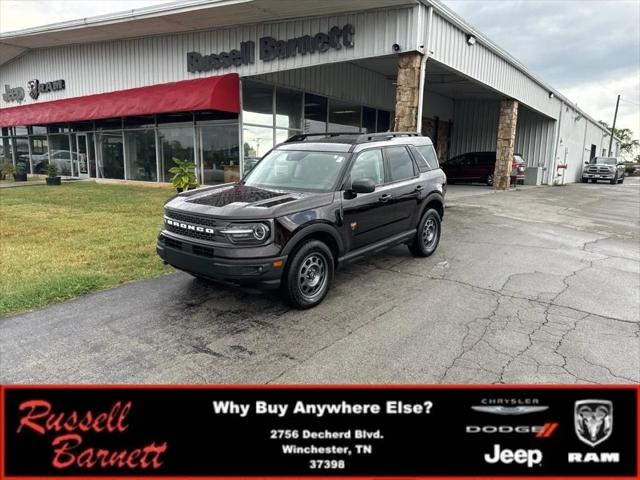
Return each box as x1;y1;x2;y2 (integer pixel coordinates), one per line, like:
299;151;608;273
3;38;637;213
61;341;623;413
485;174;494;186
409;209;442;258
281;240;334;309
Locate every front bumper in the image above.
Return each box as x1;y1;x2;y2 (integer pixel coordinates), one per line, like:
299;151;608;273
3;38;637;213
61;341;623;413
583;172;615;180
156;233;286;289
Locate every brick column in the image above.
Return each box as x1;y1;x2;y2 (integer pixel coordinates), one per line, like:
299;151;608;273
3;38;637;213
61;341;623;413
393;52;423;132
493;99;519;190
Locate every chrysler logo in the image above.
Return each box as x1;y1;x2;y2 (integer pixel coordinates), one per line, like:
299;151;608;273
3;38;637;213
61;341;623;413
166;218;215;234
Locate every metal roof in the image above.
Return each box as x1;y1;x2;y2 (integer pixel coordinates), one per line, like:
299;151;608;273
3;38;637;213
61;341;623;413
0;0;413;65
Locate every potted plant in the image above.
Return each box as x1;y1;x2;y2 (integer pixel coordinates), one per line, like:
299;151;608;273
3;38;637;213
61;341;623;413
168;157;198;192
46;163;61;185
0;162;15;181
13;163;28;182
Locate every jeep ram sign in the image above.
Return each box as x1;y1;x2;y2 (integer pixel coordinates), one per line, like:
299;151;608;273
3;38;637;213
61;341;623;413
2;78;65;103
187;24;354;73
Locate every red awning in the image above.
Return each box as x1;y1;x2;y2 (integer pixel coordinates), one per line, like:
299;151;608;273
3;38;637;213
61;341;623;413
0;74;239;128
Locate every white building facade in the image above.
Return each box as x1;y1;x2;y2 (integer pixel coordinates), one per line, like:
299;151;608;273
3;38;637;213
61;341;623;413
0;0;619;186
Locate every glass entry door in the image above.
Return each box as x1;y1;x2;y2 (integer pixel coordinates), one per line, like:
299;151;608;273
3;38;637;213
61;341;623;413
75;134;90;178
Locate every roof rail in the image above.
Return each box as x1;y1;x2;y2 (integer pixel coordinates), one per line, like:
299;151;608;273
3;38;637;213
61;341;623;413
354;132;421;143
285;132;361;143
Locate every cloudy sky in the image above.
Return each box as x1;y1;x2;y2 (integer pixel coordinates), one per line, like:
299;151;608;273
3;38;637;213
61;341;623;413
440;0;640;136
1;0;639;135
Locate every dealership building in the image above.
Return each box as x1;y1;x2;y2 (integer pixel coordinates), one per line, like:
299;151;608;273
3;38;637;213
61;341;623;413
0;0;620;188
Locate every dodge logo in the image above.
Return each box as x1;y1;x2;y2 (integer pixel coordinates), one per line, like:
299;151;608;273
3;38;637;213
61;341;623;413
575;399;613;447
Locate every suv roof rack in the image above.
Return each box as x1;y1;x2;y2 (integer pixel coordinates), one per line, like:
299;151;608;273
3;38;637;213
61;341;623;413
285;132;361;143
355;132;420;143
285;131;422;145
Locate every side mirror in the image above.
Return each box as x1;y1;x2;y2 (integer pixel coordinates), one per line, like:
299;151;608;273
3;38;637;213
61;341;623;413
351;178;376;194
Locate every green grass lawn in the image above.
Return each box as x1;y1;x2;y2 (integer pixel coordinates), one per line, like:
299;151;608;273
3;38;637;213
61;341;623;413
0;182;174;317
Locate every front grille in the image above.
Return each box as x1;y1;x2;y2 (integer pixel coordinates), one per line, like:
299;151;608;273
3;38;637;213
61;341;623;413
164;209;227;243
165;223;217;242
587;166;612;174
165;210;218;227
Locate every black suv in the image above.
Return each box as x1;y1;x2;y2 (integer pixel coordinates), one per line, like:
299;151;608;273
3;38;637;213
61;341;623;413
157;132;446;308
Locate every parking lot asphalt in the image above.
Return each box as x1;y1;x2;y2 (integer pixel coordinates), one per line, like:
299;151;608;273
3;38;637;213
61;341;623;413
1;178;638;384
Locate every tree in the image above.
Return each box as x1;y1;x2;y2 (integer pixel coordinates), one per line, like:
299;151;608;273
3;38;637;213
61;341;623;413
598;121;640;158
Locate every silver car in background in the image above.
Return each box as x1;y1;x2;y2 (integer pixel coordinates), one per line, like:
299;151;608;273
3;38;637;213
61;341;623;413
582;156;625;184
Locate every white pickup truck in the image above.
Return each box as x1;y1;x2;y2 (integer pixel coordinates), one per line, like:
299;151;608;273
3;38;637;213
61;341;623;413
582;156;625;184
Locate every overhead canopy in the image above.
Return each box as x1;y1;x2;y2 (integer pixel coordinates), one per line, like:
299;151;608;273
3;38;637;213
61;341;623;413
0;74;239;127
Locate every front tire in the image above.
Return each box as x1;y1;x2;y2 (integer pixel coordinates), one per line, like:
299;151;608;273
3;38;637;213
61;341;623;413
281;240;334;309
409;208;442;257
610;173;618;185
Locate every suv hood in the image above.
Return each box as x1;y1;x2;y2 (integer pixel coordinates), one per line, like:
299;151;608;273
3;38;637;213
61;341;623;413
165;183;335;219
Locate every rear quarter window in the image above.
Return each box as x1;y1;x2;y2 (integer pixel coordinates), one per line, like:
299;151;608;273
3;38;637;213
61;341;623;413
413;145;440;171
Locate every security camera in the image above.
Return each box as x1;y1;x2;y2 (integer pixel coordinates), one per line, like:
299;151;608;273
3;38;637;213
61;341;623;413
392;43;401;53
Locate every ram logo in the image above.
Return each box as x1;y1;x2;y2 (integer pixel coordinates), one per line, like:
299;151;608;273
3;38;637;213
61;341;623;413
575;399;613;447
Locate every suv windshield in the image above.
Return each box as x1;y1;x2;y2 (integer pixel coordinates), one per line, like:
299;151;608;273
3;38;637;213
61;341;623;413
243;149;349;192
592;157;617;165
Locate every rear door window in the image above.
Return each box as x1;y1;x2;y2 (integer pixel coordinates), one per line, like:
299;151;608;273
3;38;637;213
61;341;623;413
384;146;416;182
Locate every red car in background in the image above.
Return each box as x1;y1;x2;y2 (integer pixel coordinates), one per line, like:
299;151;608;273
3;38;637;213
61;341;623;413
442;151;526;186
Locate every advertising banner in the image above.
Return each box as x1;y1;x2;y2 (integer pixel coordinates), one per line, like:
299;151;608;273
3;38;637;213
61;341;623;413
1;385;637;479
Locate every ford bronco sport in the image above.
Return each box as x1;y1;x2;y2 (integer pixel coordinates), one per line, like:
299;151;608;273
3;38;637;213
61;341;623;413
157;132;446;309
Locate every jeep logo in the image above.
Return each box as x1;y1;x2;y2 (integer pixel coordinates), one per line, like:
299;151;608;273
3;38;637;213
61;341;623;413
2;84;25;103
484;444;542;468
166;218;215;234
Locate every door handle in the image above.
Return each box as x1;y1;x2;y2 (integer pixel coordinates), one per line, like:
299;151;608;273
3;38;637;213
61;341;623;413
414;185;424;192
379;194;392;203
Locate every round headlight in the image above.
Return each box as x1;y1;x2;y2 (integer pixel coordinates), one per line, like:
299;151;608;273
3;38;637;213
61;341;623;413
253;224;269;241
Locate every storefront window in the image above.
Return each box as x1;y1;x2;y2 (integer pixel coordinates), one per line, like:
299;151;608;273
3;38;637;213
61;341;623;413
1;137;13;166
96;118;123;130
198;123;240;184
275;88;302;129
304;93;327;133
242;80;273;126
96;132;124;179
48;134;73;176
158;125;195;182
243;125;273;173
377;110;391;132
329;100;361;133
125;129;157;181
362;107;376;133
13;137;30;174
30;136;49;174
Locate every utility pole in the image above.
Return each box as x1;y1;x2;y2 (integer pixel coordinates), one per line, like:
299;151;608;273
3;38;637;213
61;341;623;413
608;94;620;157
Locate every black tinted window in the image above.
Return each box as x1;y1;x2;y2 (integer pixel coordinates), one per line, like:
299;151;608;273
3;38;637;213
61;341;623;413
385;146;415;182
414;145;439;171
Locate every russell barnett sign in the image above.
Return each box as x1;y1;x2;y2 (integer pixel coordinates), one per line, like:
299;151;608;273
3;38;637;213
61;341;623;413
187;24;355;73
